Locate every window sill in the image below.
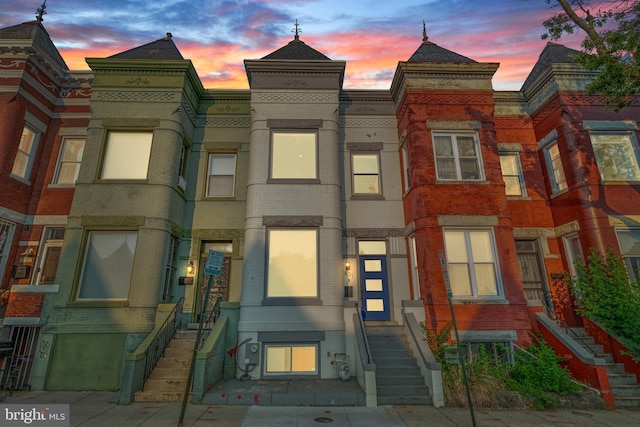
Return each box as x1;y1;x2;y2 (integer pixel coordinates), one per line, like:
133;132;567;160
262;297;323;306
602;180;640;185
451;298;509;305
48;183;76;189
436;180;489;185
506;196;531;201
9;173;31;186
267;179;320;184
204;196;236;200
549;188;569;199
92;179;149;184
350;194;385;200
67;300;129;308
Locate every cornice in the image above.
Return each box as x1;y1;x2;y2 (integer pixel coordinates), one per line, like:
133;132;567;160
244;59;346;89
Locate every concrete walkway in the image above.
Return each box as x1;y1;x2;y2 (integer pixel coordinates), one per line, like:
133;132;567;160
2;391;640;426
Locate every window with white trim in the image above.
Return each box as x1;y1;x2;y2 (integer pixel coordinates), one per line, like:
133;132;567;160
53;138;85;185
444;229;500;298
433;133;483;180
402;145;411;190
499;152;526;196
352;153;381;194
271;131;317;179
267;229;317;297
409;236;421;299
590;133;640;181
11;125;40;182
206;153;236;197
544;141;567;193
76;231;137;300
563;233;584;278
177;143;189;191
265;344;317;375
615;229;640;282
101;132;152;180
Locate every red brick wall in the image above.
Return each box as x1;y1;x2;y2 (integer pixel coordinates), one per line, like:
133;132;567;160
4;291;45;318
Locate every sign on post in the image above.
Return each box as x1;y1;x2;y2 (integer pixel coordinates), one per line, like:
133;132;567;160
204;250;224;276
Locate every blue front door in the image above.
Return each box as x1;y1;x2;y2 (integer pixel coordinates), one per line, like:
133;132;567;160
360;255;390;321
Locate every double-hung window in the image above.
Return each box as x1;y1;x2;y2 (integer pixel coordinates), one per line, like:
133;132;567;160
76;231;137;300
590;133;640;181
402;145;411;190
271;131;317;180
101;131;152;180
616;229;640;282
11;125;40;182
352;153;381;195
267;229;317;298
53;138;85;185
444;229;500;298
544;142;567;193
206;154;236;197
433;133;483;180
499;152;526;196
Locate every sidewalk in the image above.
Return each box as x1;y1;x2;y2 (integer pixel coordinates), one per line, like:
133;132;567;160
3;391;640;426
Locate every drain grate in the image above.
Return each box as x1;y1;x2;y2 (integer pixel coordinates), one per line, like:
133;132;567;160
314;417;334;423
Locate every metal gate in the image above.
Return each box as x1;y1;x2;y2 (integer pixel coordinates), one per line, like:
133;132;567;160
1;326;40;391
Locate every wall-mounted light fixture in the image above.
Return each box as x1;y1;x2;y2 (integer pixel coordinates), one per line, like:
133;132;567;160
20;248;34;257
345;261;350;271
186;260;194;275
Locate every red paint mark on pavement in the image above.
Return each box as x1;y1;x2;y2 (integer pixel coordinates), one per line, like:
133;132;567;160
254;394;259;404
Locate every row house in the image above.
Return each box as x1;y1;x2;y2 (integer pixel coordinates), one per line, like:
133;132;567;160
0;17;638;406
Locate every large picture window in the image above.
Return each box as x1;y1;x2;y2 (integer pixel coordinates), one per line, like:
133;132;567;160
267;229;317;297
11;125;39;182
434;133;483;180
444;230;500;298
206;154;236;197
101;132;152;180
271;132;317;179
77;231;137;300
590;133;640;181
54;138;85;185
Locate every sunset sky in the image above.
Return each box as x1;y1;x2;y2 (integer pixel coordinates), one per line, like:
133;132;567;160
1;0;587;90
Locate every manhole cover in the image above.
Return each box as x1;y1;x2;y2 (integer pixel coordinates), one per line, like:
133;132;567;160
314;417;334;423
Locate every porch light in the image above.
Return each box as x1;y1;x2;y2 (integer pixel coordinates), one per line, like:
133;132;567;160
345;261;350;271
186;261;194;275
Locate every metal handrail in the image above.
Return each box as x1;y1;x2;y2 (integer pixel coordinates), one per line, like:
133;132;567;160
554;317;600;358
142;297;184;386
197;296;222;350
355;303;372;364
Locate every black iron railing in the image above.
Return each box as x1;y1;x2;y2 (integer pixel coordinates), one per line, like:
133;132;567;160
142;297;184;386
197;296;222;350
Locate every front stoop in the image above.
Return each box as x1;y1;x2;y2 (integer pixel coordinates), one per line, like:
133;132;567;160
570;327;640;408
366;325;432;405
133;330;197;403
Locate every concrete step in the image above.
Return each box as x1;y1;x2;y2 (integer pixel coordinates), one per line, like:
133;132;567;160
611;384;640;398
608;373;638;386
377;395;433;405
156;357;191;369
163;347;193;358
175;330;198;339
614;396;640;407
377;375;426;386
377;384;429;396
148;367;189;380
168;338;196;349
376;365;422;377
365;326;403;336
373;357;419;368
143;378;188;392
594;353;615;363
134;391;188;402
607;363;630;375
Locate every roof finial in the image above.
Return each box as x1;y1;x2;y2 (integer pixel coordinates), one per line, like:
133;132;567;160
422;20;428;43
36;0;47;23
292;19;302;40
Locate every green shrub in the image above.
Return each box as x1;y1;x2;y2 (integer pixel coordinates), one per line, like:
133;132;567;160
566;247;640;357
507;337;581;409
